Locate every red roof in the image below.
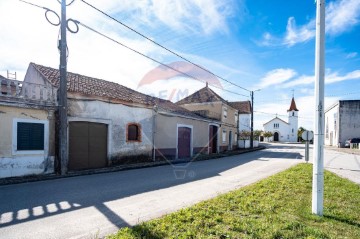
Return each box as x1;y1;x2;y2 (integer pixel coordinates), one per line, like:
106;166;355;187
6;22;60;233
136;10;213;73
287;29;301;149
287;97;299;112
229;101;252;114
30;63;214;120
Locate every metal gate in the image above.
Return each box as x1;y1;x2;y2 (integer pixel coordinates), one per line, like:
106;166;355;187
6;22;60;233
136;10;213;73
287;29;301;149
178;127;191;159
69;122;108;170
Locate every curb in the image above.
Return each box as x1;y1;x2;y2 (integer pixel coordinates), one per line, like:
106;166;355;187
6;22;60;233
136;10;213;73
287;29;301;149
0;146;266;186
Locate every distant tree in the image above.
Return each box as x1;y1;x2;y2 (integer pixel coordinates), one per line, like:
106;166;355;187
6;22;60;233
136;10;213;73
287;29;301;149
239;130;251;140
253;130;263;140
298;127;307;142
263;131;273;141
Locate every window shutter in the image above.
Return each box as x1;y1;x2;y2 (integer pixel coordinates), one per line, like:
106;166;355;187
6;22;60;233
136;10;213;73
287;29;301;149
17;122;44;150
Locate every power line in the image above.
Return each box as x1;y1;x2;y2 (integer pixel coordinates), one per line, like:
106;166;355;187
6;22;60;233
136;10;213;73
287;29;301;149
254;111;313;121
76;21;249;98
80;0;251;93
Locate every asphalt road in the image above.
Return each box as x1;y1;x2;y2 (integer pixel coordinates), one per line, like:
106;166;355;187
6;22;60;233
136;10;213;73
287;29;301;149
0;143;358;239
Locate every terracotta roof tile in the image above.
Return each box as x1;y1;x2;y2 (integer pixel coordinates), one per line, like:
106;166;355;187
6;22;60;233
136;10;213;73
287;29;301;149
229;101;252;114
287;97;299;111
31;63;212;120
176;86;227;105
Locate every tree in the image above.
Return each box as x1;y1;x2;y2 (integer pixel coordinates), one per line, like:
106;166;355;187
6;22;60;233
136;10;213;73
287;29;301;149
263;131;273;141
253;130;263;140
298;127;306;142
239;130;251;140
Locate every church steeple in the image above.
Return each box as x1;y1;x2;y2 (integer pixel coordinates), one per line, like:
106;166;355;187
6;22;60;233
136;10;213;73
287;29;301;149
287;97;299;112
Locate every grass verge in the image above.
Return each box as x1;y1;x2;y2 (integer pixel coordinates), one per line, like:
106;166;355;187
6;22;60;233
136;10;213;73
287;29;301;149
108;164;360;239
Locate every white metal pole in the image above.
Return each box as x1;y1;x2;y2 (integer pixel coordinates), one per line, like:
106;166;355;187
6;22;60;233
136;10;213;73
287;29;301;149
312;0;325;216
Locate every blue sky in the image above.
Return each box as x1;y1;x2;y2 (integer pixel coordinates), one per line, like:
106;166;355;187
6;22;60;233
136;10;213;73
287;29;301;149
1;0;359;130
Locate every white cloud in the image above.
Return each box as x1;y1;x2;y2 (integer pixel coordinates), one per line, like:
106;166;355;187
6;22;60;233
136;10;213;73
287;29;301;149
284;17;315;46
263;0;360;47
280;69;360;88
346;52;358;59
0;0;238;89
326;0;360;35
326;70;360;84
257;68;297;88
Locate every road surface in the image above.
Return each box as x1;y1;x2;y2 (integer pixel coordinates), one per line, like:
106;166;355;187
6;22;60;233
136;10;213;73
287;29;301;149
0;143;358;239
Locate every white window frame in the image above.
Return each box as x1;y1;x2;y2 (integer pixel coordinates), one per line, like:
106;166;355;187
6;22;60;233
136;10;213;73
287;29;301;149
222;129;227;143
223;107;228;119
12;118;49;155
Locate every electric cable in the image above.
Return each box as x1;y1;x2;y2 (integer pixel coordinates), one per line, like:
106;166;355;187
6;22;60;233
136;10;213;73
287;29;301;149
80;0;251;92
76;20;249;98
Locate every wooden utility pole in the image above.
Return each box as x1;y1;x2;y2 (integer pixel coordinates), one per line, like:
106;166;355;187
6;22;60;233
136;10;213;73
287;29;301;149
312;0;325;216
59;0;68;175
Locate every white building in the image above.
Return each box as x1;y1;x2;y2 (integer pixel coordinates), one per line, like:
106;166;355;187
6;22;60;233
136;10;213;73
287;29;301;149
325;100;360;147
263;98;299;142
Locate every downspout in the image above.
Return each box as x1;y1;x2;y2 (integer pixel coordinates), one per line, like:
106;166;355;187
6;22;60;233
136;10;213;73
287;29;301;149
152;105;158;161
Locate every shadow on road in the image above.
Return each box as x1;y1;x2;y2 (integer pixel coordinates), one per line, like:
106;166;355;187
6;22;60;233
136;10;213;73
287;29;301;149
0;146;302;230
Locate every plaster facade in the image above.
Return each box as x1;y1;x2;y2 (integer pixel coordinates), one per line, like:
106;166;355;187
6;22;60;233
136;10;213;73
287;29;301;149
0;105;55;178
325;100;360;147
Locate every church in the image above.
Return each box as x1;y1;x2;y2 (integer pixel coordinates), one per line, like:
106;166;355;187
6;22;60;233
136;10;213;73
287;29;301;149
263;97;299;142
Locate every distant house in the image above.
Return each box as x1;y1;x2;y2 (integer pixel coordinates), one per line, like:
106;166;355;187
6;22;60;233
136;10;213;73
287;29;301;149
263;98;299;142
176;85;238;152
229;101;252;133
324;100;360;147
24;63;219;172
0;74;56;178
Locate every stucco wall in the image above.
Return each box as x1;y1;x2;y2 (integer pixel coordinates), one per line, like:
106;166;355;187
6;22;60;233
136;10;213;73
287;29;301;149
263;117;290;142
324;104;339;146
239;114;250;132
68;99;154;163
0;105;55;178
155;113;212;159
338;100;360;146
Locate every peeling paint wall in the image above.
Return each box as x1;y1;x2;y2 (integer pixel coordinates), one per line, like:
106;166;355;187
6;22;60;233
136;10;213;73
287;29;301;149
68;99;154;164
0;105;55;178
338;101;360;146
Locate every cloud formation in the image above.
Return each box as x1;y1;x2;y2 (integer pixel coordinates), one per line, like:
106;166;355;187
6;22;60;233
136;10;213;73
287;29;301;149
260;0;360;47
257;68;297;88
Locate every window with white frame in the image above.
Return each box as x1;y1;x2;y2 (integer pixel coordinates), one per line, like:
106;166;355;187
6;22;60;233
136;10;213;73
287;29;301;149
234;113;238;123
223;107;228;119
13;118;48;154
222;129;227;142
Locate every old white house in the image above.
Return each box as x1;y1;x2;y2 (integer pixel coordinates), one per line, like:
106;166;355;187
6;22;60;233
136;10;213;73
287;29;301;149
325;100;360;147
263;98;299;142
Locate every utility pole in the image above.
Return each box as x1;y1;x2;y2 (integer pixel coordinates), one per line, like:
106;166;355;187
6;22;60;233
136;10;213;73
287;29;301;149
250;91;254;148
312;0;325;216
59;0;68;175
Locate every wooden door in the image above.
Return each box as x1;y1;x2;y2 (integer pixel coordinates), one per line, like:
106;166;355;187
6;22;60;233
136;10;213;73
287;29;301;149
209;125;218;154
178;127;191;159
69;122;108;170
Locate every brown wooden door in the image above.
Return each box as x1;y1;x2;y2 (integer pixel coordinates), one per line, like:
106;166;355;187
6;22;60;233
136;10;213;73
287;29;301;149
178;127;191;159
209;125;217;154
69;122;108;171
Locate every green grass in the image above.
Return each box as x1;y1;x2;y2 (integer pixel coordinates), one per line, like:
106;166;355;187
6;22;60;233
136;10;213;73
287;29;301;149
108;164;360;239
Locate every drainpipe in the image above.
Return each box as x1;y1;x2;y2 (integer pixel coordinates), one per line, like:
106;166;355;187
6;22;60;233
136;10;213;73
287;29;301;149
152;105;158;161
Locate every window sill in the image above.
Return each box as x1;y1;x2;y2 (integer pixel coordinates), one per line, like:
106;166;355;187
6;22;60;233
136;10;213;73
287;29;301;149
13;150;45;155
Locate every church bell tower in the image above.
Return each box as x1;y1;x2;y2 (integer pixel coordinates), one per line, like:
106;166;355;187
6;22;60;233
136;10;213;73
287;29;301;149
288;97;299;142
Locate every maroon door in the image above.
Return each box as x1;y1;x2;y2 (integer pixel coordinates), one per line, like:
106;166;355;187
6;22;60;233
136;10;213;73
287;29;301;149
178;127;191;159
209;125;218;154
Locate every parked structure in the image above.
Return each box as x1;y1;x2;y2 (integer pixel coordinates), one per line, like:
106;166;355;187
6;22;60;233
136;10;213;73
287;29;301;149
324;100;360;147
263;97;299;142
0;75;56;178
176;85;239;151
